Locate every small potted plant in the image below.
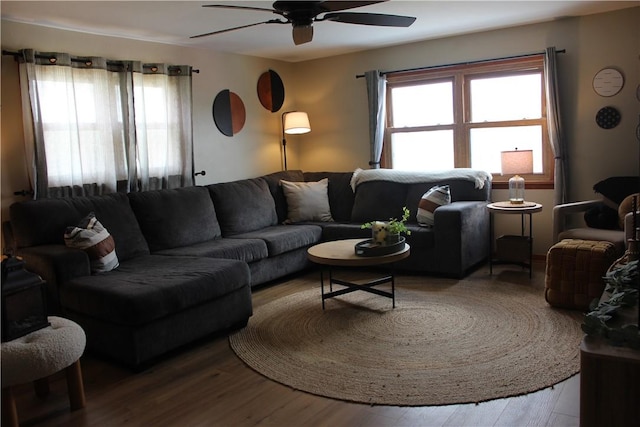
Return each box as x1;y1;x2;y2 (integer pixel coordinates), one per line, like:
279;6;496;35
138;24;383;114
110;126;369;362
361;206;411;245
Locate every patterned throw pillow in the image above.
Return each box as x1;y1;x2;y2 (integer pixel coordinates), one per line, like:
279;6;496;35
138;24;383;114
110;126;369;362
416;185;451;227
64;212;119;273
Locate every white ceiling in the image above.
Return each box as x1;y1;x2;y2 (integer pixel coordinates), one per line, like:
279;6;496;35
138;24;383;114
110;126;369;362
2;1;637;62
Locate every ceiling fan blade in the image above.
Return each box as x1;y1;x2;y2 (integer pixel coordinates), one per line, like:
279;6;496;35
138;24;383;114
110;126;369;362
319;1;387;13
321;12;416;27
202;4;277;14
190;19;286;39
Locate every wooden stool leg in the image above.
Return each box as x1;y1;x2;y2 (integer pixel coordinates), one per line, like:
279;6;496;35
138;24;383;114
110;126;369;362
34;376;50;398
65;359;86;410
2;386;19;427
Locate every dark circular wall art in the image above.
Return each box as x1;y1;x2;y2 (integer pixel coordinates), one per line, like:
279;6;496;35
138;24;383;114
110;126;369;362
213;89;246;136
595;106;621;129
257;69;285;112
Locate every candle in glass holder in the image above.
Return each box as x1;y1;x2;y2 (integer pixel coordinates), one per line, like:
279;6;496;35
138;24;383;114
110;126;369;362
372;221;388;244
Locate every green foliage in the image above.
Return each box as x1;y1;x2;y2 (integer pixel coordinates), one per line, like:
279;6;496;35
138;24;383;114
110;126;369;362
582;260;639;349
361;206;412;236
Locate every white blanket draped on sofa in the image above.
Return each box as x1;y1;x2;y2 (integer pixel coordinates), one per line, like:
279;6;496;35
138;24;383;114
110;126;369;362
350;168;493;191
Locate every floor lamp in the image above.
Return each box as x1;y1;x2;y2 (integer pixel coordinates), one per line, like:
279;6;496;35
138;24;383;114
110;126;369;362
282;111;311;170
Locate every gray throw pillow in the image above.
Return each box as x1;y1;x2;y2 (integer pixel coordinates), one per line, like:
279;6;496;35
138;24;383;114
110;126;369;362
281;178;334;223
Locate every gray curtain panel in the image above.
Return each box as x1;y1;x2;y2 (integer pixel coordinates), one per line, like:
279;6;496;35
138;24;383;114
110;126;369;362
544;46;567;205
365;69;387;169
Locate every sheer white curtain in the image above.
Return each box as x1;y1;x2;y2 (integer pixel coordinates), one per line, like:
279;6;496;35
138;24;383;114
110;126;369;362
132;63;193;191
18;49;193;198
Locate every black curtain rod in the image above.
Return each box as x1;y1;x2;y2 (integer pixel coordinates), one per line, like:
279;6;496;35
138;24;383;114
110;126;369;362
2;50;199;73
355;49;565;78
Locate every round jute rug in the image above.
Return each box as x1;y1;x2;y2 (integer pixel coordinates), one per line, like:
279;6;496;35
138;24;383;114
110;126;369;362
229;276;583;406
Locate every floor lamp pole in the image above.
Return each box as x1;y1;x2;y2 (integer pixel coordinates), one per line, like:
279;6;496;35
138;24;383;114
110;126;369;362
281;112;288;171
282;137;288;171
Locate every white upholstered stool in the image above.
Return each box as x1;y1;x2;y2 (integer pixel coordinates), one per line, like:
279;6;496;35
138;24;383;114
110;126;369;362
1;316;86;427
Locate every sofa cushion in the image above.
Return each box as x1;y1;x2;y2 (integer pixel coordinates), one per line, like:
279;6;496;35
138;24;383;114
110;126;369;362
64;212;119;273
351;181;408;223
262;170;305;224
229;224;322;256
208;178;278;235
10;198;82;248
10;193;149;261
417;185;451;227
128;186;221;252
304;172;355;222
154;237;268;263
60;255;250;325
281;179;333;223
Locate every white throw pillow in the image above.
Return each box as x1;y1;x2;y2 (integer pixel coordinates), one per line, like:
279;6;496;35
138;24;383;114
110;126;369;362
64;212;119;273
280;178;334;223
417;185;451;227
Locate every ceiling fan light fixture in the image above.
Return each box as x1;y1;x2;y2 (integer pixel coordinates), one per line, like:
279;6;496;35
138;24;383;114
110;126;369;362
292;25;313;45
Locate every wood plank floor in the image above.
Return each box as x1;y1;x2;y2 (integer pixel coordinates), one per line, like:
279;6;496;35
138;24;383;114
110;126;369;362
8;261;581;427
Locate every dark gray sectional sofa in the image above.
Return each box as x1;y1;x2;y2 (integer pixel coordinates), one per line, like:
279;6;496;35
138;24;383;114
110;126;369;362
6;169;491;367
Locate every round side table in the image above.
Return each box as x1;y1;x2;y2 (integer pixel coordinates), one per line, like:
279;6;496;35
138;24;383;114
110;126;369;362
1;316;86;427
487;201;543;277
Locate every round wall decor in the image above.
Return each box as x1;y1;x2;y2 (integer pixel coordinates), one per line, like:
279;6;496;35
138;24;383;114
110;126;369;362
212;89;246;137
257;69;285;112
592;68;624;97
595;106;621;129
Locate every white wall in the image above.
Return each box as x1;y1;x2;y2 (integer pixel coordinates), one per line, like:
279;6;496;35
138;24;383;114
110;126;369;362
2;8;639;257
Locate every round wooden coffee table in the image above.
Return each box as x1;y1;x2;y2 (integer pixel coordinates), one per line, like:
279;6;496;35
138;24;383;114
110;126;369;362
307;239;410;309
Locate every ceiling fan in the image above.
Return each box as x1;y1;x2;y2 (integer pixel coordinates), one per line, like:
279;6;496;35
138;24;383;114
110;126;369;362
191;1;417;45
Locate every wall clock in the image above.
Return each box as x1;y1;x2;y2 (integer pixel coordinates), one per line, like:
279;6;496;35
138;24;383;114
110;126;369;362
592;68;624;97
595;106;621;129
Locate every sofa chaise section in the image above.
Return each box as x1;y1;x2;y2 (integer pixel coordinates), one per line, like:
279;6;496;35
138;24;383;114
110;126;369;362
60;255;251;367
8;191;252;368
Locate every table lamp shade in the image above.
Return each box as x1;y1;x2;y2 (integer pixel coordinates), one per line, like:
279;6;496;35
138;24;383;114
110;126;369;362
501;149;533;204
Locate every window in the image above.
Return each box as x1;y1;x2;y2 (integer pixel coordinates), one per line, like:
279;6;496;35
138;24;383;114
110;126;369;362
385;56;554;187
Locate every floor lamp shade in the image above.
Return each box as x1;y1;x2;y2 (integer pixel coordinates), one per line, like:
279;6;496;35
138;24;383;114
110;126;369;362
501;149;533;204
281;111;311;170
284;112;311;135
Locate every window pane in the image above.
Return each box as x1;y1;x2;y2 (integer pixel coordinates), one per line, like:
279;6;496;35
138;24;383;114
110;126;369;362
391;82;453;127
470;74;541;122
391;130;454;170
470;126;543;174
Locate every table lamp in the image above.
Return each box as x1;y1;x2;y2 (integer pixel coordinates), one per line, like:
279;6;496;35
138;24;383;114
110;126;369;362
501;149;533;204
282;111;311;170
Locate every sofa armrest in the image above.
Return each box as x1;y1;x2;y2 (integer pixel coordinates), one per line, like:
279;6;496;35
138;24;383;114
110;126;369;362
16;245;91;314
433;201;490;277
552;200;604;244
